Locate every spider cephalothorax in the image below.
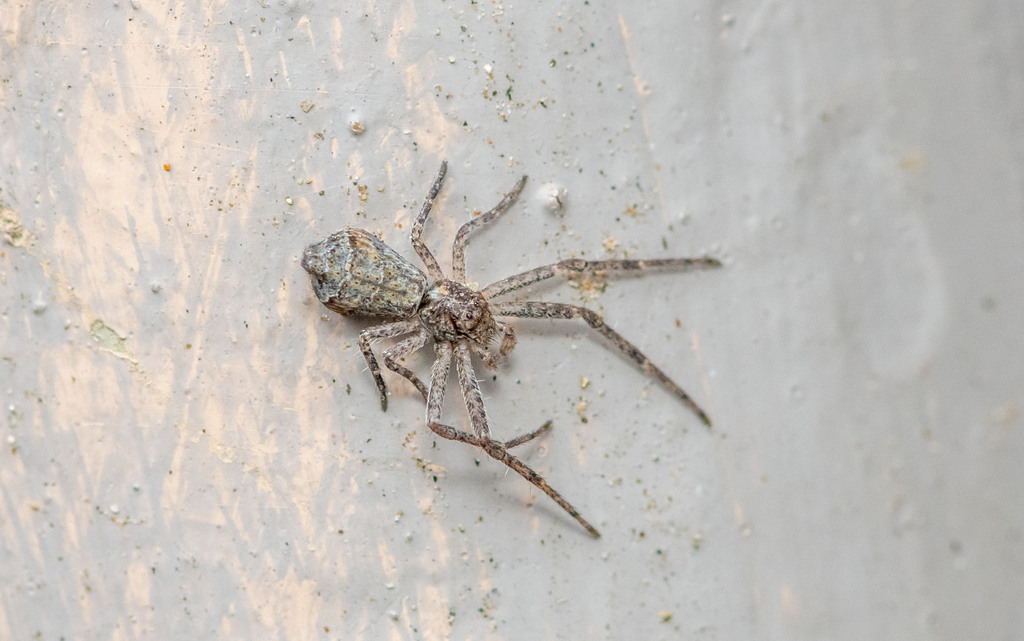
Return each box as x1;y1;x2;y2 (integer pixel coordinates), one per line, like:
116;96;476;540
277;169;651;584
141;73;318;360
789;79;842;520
302;161;720;537
419;280;494;341
416;279;516;367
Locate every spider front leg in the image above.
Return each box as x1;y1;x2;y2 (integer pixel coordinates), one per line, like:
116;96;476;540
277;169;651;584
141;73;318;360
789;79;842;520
494;301;713;426
451;174;528;281
357;319;420;411
410;161;448;281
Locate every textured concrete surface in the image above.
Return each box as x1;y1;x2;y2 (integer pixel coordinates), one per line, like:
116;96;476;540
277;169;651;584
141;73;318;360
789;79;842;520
2;1;1022;639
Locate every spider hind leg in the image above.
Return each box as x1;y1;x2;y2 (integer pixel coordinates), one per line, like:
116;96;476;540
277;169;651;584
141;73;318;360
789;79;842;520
357;320;421;411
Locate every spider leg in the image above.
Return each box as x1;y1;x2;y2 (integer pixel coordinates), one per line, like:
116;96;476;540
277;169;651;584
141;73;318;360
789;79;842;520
423;341;478;442
451;342;600;537
462;337;548;444
410;161;448;281
503;420;552;449
493;301;713;427
451;174;528;281
474;438;599;537
382;329;431;401
481;256;721;300
423;342;598;535
358;319;421;411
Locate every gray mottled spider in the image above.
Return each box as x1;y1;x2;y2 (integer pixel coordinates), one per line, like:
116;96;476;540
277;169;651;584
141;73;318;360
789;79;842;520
301;161;720;537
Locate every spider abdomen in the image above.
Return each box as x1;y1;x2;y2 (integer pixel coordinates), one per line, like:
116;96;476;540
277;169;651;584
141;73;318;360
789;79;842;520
301;229;428;318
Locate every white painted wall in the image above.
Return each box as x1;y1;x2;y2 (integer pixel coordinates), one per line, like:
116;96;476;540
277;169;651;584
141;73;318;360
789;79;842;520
2;1;1022;639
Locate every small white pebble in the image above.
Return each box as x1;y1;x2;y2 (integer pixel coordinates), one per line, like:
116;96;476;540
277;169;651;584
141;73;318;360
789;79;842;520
537;182;567;213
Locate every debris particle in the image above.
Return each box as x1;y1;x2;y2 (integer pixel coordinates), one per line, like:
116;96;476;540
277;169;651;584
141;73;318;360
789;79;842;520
538;182;567;213
0;205;29;246
89;320;138;367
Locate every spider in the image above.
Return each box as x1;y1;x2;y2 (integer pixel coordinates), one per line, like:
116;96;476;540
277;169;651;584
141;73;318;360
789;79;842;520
301;161;720;537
